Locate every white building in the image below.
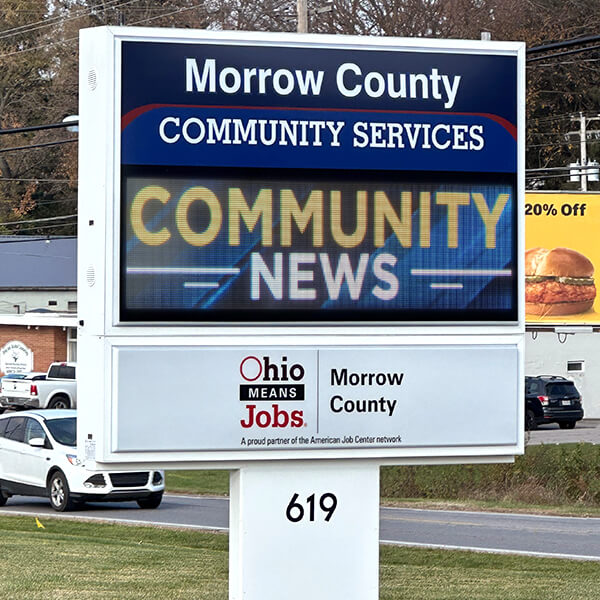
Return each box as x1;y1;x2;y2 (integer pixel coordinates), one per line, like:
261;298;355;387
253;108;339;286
526;330;600;418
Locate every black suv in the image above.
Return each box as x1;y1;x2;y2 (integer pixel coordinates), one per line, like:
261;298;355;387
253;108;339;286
525;375;584;430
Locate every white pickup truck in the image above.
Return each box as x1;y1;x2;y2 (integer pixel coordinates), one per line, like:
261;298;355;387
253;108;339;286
0;362;77;410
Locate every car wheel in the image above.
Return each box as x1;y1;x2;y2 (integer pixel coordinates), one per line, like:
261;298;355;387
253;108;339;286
525;410;537;431
559;421;576;430
136;492;163;509
0;487;8;507
48;395;70;410
48;471;75;512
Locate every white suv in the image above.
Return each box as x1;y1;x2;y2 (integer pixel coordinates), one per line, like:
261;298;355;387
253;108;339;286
0;410;164;511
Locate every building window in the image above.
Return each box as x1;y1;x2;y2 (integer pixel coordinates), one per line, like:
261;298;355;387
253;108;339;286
67;301;77;312
67;327;77;362
567;360;584;373
48;300;58;306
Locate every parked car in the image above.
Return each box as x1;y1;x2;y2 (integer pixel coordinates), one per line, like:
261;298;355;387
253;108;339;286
0;362;76;411
0;372;46;413
525;375;584;430
0;410;164;511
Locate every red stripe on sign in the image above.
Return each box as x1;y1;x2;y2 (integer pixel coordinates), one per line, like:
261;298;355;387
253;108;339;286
121;104;517;140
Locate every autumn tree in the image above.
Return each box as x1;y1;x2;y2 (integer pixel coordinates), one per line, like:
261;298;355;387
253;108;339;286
3;0;600;229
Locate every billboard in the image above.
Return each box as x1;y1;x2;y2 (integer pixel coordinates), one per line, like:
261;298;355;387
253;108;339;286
525;192;600;325
77;28;524;466
119;36;520;324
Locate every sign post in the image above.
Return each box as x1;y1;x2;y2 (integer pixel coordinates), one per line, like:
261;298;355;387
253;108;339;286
78;27;525;599
230;461;379;600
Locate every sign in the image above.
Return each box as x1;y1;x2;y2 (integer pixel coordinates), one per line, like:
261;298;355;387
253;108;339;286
525;192;600;324
77;28;524;467
113;344;518;453
119;36;519;323
79;28;524;600
0;341;33;375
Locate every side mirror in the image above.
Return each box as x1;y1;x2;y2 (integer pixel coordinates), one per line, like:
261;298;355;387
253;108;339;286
28;437;46;448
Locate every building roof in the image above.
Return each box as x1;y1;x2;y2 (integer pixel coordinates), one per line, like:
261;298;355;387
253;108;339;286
0;236;76;288
0;312;78;327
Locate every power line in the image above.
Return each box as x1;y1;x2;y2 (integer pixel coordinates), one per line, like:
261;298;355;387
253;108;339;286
527;43;600;63
0;222;76;234
0;178;72;184
0;2;209;58
526;166;573;173
0;0;145;41
0;214;76;228
526;173;581;181
0;121;78;135
0;138;77;155
527;34;600;55
530;57;600;67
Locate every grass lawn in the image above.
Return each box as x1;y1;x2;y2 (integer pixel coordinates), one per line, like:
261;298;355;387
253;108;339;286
166;469;229;496
1;515;598;600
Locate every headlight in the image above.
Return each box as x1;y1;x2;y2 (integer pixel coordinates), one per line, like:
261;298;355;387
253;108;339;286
66;454;83;466
152;471;164;485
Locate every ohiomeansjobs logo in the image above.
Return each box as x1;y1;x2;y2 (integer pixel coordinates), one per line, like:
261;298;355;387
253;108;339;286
239;356;305;428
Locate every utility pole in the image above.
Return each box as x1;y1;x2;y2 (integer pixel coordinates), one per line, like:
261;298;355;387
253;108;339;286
568;114;600;191
579;112;588;192
297;0;308;33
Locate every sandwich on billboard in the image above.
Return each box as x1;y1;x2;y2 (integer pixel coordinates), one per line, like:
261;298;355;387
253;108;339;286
525;192;599;325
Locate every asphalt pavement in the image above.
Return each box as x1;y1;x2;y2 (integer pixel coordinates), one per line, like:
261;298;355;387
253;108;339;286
3;495;599;561
527;418;600;445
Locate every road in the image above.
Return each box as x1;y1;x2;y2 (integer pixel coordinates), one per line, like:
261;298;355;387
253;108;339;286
527;418;600;445
1;420;598;560
2;493;599;561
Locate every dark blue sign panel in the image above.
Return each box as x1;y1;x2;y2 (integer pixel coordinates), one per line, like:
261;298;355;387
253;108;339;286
119;38;518;322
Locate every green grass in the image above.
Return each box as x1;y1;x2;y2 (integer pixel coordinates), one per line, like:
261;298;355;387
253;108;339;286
0;516;228;600
379;545;600;600
165;443;600;516
166;469;229;496
0;516;599;600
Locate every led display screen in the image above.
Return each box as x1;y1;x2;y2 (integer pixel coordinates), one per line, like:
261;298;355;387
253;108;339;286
119;39;520;323
121;167;516;322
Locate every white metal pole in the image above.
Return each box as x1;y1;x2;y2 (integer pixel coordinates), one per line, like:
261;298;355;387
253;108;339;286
580;112;588;192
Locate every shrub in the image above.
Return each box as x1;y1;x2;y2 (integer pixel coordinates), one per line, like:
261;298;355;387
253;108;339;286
380;443;600;507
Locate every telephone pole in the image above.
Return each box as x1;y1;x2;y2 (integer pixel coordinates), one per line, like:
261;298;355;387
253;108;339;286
569;113;600;191
297;0;308;33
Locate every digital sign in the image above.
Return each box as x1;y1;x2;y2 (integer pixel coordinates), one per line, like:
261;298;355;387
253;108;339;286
122;168;516;321
119;39;519;323
77;28;524;471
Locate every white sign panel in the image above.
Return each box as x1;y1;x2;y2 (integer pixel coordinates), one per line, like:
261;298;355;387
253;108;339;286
0;341;33;375
110;342;518;456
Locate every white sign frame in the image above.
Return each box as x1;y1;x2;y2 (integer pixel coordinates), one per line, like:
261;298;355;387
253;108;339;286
77;26;525;469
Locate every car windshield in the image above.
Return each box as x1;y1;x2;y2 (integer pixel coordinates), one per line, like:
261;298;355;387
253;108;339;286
45;417;76;446
547;383;578;396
